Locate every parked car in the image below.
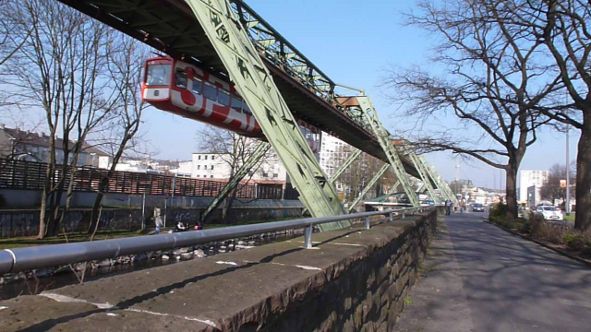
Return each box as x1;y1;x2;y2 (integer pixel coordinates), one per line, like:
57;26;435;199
535;206;564;221
471;203;485;212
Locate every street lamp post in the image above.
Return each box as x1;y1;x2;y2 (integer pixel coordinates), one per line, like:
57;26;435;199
566;125;571;215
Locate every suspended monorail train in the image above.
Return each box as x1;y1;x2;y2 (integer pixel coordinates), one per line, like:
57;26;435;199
141;56;321;152
142;57;262;137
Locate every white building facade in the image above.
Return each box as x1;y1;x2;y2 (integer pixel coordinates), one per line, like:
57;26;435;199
518;170;549;204
190;152;287;181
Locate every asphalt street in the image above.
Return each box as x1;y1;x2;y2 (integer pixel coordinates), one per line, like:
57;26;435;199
395;213;591;332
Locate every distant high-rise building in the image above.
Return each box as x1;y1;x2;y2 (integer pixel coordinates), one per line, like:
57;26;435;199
518;170;549;204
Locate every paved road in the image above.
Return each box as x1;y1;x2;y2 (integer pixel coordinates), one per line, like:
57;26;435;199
396;213;591;332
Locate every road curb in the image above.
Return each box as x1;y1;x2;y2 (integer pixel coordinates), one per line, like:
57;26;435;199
483;219;591;269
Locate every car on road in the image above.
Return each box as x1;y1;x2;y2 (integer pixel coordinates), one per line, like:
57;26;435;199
471;203;485;212
535;205;564;221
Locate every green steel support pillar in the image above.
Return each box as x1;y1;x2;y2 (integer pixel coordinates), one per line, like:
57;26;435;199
406;150;439;204
427;165;458;203
356;96;419;207
200;141;270;223
329;149;362;184
185;0;346;230
348;163;390;212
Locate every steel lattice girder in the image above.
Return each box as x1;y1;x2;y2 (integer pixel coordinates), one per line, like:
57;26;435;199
184;0;347;230
200;141;271;223
329;149;362;185
348;163;390;212
425;164;458;203
355;96;420;207
406;149;439;204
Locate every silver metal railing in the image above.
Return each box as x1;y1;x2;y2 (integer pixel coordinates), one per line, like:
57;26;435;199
0;207;432;275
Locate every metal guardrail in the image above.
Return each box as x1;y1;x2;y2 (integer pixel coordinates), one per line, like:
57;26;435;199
0;207;431;275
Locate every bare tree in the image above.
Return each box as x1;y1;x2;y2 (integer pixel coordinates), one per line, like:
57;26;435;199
387;0;560;219
0;1;30;107
88;36;148;238
4;0;117;238
498;0;591;230
197;126;267;221
539;163;576;205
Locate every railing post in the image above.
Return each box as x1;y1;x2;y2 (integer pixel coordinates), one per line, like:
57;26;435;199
364;216;370;229
304;224;313;249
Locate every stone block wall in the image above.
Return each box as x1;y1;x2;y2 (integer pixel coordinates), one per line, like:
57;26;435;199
264;211;438;331
0;210;439;331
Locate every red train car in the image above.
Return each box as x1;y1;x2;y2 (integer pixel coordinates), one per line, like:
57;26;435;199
142;57;262;137
142;56;322;154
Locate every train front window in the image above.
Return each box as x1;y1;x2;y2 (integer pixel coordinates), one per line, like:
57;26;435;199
146;63;171;86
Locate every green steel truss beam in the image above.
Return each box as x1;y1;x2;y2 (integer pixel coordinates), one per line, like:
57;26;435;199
390;180;400;193
185;0;346;230
329;150;362;185
356;96;419;207
348;163;390;212
426;164;458;203
406;150;439;204
231;1;336;101
200;141;271;223
416;183;425;193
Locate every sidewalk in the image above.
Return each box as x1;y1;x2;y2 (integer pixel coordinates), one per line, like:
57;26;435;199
395;213;591;332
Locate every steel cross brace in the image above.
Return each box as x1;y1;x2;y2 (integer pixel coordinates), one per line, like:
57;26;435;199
427;165;458;203
390;180;400;193
406;150;439;204
185;0;346;230
356;96;419;207
329;149;362;185
416;183;425;193
348;163;390;212
200;141;270;223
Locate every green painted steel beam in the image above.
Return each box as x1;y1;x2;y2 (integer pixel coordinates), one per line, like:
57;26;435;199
347;163;390;212
390;180;400;193
329;149;362;185
406;150;439;204
356;96;419;207
200;141;270;223
185;0;346;231
426;165;458;203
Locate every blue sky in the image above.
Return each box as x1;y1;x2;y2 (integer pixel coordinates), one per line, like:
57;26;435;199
139;0;578;189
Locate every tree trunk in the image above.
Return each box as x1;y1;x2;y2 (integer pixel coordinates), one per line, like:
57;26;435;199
575;110;591;231
88;177;108;234
505;164;518;220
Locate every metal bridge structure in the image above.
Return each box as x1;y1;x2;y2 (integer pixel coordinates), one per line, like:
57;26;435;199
58;0;456;226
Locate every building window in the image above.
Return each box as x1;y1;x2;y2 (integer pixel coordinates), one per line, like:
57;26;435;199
212;155;215;160
210;175;213;178
204;155;208;160
198;155;201;160
197;165;201;170
211;165;214;170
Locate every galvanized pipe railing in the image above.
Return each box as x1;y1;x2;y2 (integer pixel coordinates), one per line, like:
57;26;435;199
0;207;430;275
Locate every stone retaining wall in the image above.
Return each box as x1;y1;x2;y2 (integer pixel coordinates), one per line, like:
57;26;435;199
0;209;439;331
265;210;438;331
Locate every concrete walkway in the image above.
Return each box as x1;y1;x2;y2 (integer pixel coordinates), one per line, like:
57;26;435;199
395;213;591;332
